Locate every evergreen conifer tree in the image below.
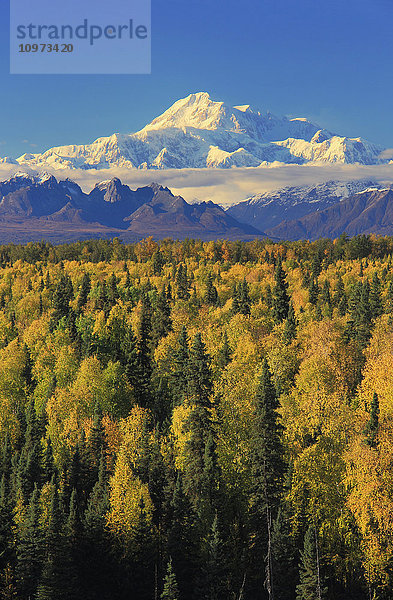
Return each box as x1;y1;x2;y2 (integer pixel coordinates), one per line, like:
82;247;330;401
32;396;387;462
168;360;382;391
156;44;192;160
265;284;273;309
176;265;190;300
346;281;372;346
121;324;140;393
18;402;42;498
131;498;156;600
0;476;13;577
296;525;327;600
239;279;251;315
386;281;393;316
36;488;78;600
22;344;35;393
136;294;154;406
161;558;180;600
16;486;42;600
321;280;331;308
283;303;297;345
369;272;382;319
203;514;226;600
82;452;112;600
335;275;345;308
86;407;105;486
188;333;212;408
171;326;189;404
153;249;165;275
167;475;198;600
1;436;11;481
216;331;232;369
271;503;298;600
308;278;319;306
152;288;173;345
125;266;131;290
52;274;73;326
205;274;219;306
96;281;109;315
231;284;241;314
200;433;221;522
249;360;285;600
273;257;290;322
76;273;91;311
182;335;213;503
107;273;119;306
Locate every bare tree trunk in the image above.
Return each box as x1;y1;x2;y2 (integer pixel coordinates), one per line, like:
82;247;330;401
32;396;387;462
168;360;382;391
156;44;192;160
367;566;372;600
238;572;247;600
266;504;274;600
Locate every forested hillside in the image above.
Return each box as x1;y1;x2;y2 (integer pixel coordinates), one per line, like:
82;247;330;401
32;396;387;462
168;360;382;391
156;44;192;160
0;234;392;599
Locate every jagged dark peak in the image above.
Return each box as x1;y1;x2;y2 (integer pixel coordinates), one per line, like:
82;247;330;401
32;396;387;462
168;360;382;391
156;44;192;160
94;177;123;189
147;182;173;194
89;178;134;203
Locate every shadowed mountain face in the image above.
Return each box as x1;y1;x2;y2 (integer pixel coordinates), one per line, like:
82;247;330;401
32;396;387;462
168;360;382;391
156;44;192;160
0;174;264;242
0;174;84;218
226;180;382;231
1;173;393;244
266;187;393;240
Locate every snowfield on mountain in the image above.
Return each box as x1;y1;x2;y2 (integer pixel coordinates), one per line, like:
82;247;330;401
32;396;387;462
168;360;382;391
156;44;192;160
3;92;388;170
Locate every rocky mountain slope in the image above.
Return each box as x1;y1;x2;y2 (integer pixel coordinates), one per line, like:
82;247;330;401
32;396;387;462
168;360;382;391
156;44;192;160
226;179;383;231
0;173;263;242
266;186;393;240
1;172;393;243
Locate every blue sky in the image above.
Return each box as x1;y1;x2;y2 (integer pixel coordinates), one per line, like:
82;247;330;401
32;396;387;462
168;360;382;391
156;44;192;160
1;0;393;157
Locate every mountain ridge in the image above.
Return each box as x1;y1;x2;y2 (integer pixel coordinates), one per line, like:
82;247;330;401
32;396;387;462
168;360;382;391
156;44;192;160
2;92;388;170
0;172;393;243
265;186;393;240
226;179;385;231
0;173;264;242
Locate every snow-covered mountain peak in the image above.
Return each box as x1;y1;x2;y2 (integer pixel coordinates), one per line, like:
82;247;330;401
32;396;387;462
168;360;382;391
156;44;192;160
233;104;253;113
290;117;310;123
226;178;389;233
4;92;388;170
11;171;32;181
138;93;327;146
2;171;56;186
311;130;331;143
36;172;57;184
94;177;122;189
140;92;230;132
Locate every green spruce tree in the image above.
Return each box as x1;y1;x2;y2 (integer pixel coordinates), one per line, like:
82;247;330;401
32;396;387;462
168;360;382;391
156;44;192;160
216;331;232;369
249;360;285;600
171;326;189;404
296;525;327;600
188;333;212;408
76;273;91;312
239;279;251;316
16;486;42;600
369;272;382;319
161;558;180;600
283;302;297;345
273;257;290;322
205;274;219;306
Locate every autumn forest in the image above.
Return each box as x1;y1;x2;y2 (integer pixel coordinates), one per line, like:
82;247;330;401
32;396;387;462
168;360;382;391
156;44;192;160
0;234;391;600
